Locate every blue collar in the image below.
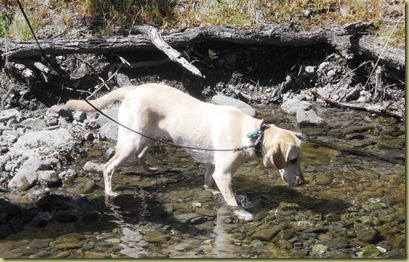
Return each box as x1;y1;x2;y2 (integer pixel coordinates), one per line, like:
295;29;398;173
246;120;269;152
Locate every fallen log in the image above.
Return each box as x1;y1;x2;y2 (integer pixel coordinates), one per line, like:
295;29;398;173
310;89;404;120
0;23;404;72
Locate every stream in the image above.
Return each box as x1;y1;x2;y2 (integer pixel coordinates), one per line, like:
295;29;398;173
0;106;405;258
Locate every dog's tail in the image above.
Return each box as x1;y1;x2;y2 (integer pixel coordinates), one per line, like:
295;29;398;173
66;85;136;112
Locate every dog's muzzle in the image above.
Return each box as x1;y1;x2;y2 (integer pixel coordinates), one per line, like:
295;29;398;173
295;175;304;186
279;170;305;187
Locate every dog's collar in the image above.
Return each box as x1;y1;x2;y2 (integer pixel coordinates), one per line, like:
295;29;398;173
246;119;269;153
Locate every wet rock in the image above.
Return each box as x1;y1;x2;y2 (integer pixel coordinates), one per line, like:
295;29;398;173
358;244;381;258
80;211;102;224
29;238;53;249
328;250;350;258
35;195;71;212
354;223;380;243
210;95;256;117
250;239;264;248
327;237;349;249
311;171;333;185
144;230;167;243
174;239;201;251
290;247;309;257
53;242;82;250
251;225;282;241
378;249;406;258
311;244;328;258
173;213;208;224
55;212;77;223
32;211;53;227
74;195;89;208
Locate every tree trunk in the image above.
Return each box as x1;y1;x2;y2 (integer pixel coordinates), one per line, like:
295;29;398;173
0;22;404;72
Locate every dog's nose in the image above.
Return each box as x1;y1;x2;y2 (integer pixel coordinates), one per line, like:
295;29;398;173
296;176;304;185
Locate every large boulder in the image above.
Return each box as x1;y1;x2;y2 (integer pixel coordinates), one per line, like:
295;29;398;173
210;95;256;117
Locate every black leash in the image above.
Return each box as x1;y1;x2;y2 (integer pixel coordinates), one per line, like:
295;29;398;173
16;1;266;153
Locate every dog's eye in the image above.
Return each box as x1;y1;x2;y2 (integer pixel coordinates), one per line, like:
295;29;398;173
289;157;298;164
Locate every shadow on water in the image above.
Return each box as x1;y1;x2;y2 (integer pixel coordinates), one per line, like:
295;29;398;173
246;185;351;215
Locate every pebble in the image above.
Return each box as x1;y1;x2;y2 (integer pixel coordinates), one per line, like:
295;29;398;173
144;231;168;243
311;244;328;258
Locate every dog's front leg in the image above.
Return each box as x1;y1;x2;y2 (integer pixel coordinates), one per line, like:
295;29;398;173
213;170;253;221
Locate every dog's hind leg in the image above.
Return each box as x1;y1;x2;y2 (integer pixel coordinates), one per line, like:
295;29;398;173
204;164;216;190
103;142;138;196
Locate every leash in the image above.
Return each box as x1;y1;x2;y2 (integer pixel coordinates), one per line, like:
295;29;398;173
84;98;267;153
16;1;267;154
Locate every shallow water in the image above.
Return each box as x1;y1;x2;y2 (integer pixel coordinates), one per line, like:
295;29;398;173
0;108;405;258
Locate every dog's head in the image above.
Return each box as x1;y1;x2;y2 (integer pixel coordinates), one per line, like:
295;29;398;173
261;126;304;187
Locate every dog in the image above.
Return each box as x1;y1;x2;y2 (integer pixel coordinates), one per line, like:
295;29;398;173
66;83;304;220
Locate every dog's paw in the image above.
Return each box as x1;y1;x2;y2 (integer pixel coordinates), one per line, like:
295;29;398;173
234;209;254;221
104;191;118;202
204;186;221;195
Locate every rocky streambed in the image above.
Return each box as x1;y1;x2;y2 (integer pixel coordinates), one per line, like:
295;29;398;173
0;95;405;258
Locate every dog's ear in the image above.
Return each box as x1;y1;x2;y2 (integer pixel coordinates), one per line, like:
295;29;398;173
272;144;287;169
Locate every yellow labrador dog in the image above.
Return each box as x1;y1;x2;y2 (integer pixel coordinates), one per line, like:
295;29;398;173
66;83;304;220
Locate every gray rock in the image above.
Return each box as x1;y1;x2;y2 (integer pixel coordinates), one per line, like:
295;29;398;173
97;106;119;141
281;98;311;115
354;223;379;243
20;157;49;171
18;117;46;130
210;95;256;117
73;111;86;122
296;110;324;126
59;169;77;182
83;161;103;172
3;128;79;191
8;169;38;191
0;109;21;123
38;170;59;187
8;128;75;158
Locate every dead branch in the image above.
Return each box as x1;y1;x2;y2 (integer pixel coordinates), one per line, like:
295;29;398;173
310;89;404;120
138;25;203;78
